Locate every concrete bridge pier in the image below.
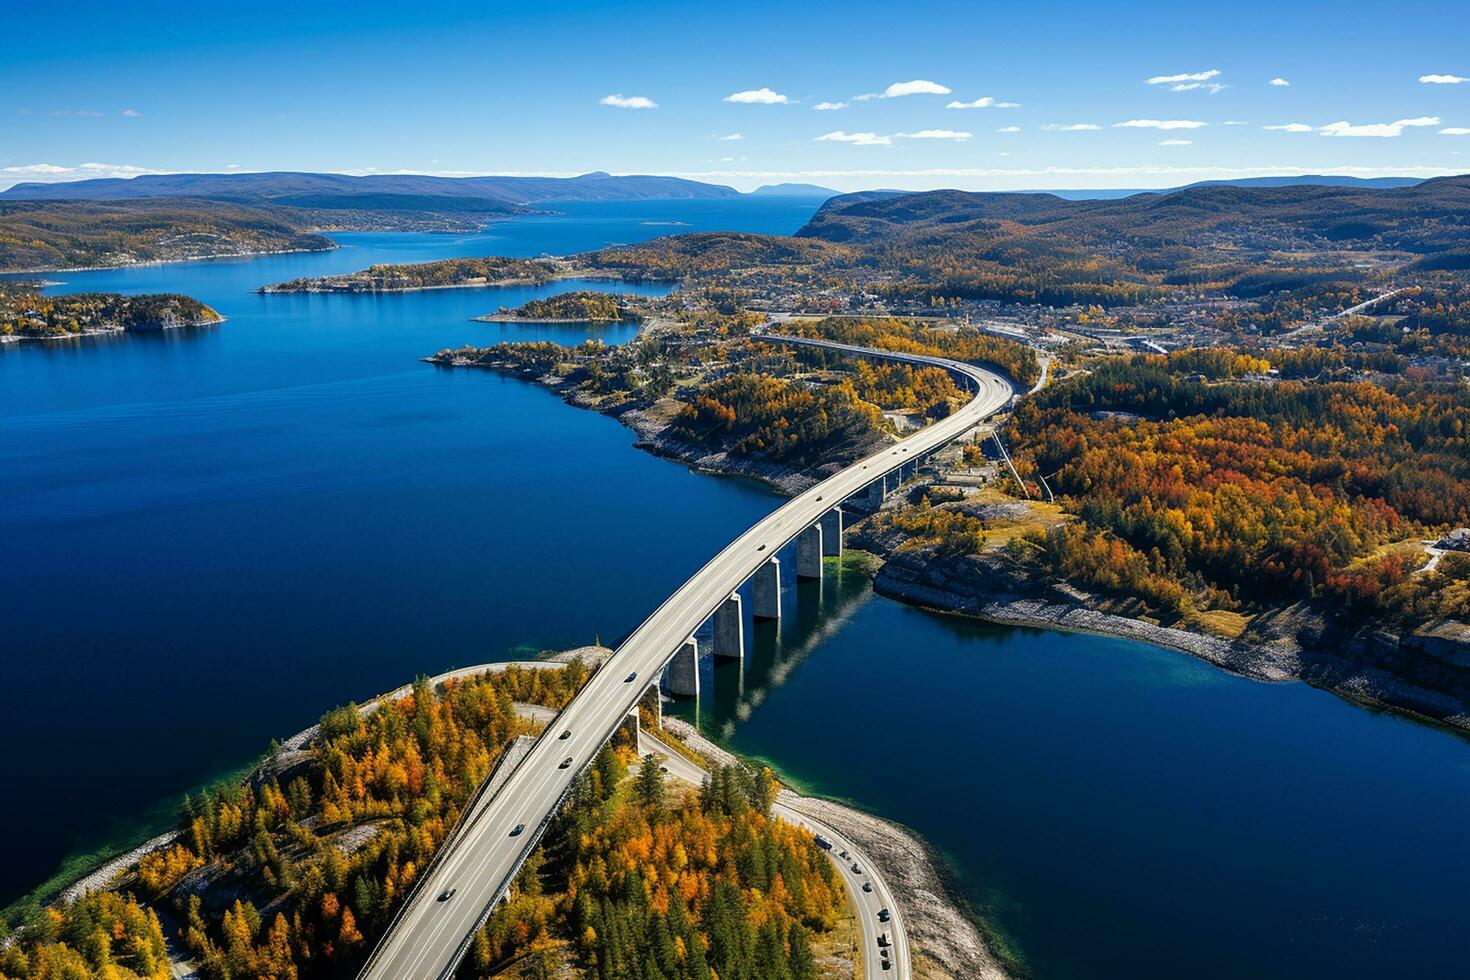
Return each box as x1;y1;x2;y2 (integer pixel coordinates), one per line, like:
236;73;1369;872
615;708;640;747
820;507;843;557
713;592;744;661
639;684;663;728
797;524;823;581
666;637;699;698
753;557;782;620
868;479;885;509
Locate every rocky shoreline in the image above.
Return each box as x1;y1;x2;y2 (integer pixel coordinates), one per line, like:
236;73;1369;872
2;313;225;345
661;717;1013;980
858;531;1470;734
429;351;852;496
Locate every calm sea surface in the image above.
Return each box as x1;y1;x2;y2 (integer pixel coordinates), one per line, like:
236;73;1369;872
3;198;1466;979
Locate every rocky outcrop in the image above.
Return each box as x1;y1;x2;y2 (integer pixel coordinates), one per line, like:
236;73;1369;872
854;526;1470;732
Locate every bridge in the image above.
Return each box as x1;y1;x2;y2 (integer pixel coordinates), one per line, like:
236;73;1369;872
357;336;1016;980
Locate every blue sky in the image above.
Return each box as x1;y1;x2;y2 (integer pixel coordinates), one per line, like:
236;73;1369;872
3;0;1468;192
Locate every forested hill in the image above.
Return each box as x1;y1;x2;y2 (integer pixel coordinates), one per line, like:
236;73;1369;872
797;175;1470;254
0;171;741;207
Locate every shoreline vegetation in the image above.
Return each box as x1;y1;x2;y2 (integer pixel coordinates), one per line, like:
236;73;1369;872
1;284;224;343
472;290;646;324
430;312;1469;735
1;648;994;980
0;198;338;274
257;256;643;294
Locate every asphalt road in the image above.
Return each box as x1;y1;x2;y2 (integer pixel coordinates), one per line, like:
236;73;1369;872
358;337;1014;979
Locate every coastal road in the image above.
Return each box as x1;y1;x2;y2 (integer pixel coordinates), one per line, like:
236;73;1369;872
640;730;910;980
357;337;1014;980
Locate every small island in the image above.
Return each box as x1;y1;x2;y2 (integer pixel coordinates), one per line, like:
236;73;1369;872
1;283;223;342
260;255;610;294
473;289;644;323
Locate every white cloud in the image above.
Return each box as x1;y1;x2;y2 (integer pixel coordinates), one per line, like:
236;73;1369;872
724;87;792;105
1269;77;1291;87
1147;69;1221;85
1158;139;1193;146
120;108;142;117
1043;123;1102;131
1319;116;1440;137
1264;123;1314;132
1115;119;1207;130
895;129;973;141
1420;74;1468;84
0;161;163;186
883;79;951;97
1147;69;1224;92
815;130;892;146
856;79;952;100
715;132;743;141
997;125;1022;133
3;163;72;174
1223;120;1251;126
600;94;657;109
946;97;1021;109
813;101;847;111
1441;127;1470;136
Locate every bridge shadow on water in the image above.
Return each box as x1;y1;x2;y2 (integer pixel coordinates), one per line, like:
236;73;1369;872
664;540;877;742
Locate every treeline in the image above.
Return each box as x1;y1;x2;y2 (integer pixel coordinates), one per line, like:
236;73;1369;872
493;291;636;322
263;256;556;293
670;371;889;465
781;316;1041;386
466;752;837;980
870;497;988;557
0;662;591;980
0;198;333;273
795;179;1470;313
0;284;221;339
0;890;170;979
1008;354;1470;620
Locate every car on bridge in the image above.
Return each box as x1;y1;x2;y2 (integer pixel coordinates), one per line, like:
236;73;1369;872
509;823;525;837
437;888;456;902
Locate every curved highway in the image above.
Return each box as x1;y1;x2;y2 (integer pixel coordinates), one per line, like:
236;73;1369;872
358;336;1015;980
639;730;909;980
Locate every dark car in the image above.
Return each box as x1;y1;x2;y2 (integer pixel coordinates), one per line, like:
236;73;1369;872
877;908;890;923
624;672;637;683
509;823;525;837
559;756;573;769
558;729;571;740
862;881;873;893
437;888;456;902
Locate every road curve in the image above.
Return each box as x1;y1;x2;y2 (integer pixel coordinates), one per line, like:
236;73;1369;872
638;730;908;980
358;337;1015;980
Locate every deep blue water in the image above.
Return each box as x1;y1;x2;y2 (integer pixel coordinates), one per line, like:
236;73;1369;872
4;197;1469;980
674;568;1470;979
0;199;819;900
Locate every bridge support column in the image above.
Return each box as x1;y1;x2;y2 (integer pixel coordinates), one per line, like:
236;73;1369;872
820;507;843;557
640;683;663;728
713;592;744;661
615;708;640;747
868;480;884;509
753;557;781;620
797;524;823;581
667;637;699;698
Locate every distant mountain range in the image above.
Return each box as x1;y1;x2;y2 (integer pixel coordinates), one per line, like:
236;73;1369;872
0;171;743;215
